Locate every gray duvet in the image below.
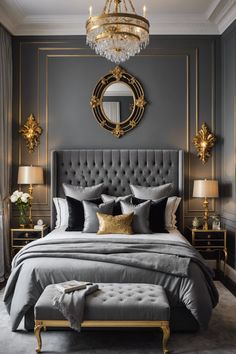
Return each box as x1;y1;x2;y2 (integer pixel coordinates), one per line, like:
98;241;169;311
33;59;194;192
3;236;218;331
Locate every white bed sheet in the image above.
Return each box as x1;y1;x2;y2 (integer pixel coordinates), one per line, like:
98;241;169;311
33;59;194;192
45;227;188;244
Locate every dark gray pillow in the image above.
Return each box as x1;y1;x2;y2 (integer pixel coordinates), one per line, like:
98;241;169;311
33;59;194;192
83;200;114;233
130;183;173;200
63;183;103;201
120;200;151;234
101;194;132;215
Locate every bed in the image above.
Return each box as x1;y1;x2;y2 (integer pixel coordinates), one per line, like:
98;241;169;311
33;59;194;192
4;149;218;332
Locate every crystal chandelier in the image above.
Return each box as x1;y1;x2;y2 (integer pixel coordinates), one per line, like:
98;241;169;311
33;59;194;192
86;0;150;64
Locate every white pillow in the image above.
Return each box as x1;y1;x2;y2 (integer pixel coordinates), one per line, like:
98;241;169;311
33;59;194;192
165;196;181;229
53;198;69;228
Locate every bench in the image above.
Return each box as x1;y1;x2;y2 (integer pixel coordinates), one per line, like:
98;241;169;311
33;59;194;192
34;283;170;354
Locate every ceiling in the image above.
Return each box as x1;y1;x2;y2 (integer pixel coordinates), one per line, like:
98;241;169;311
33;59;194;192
0;0;235;36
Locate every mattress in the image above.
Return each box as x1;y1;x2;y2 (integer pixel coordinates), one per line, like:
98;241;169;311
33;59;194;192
45;227;188;243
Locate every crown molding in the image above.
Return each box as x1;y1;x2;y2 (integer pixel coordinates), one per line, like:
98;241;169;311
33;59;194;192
1;0;235;36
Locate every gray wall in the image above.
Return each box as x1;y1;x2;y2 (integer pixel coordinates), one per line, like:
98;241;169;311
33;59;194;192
12;35;221;241
221;21;236;269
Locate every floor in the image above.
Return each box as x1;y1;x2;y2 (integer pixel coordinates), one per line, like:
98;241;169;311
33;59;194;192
0;282;236;354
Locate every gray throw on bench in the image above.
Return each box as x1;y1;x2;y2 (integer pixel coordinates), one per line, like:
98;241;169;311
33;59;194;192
52;283;99;330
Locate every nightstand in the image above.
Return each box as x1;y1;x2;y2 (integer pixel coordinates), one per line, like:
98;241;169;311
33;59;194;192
11;226;49;258
188;227;227;275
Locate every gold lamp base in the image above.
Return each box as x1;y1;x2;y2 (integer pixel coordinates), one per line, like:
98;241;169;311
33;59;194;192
202;197;209;230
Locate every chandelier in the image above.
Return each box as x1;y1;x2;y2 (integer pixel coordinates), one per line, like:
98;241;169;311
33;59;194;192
86;0;150;64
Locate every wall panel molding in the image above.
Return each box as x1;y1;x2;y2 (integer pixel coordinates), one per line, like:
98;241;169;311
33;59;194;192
12;36;220;228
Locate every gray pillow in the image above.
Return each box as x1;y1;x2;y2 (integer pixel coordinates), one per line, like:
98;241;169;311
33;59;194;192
101;194;132;203
83;200;114;233
120;200;151;234
130;183;173;200
63;183;103;201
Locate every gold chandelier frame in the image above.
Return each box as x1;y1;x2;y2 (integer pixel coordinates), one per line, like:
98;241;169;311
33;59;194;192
86;0;150;64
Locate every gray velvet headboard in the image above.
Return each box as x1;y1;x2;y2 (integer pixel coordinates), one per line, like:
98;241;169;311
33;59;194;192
51;149;184;230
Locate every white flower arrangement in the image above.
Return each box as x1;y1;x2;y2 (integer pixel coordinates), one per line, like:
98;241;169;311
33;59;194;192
10;190;31;226
10;190;31;205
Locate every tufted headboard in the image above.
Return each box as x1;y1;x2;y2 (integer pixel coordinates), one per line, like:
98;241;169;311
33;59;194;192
51;149;184;230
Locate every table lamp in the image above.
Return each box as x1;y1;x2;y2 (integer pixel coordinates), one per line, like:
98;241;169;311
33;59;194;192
193;179;219;230
17;166;44;226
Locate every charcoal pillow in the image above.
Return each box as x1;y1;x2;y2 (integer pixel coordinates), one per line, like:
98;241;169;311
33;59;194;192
83;200;114;233
120;200;151;234
130;183;173;199
101;194;132;215
63;183;103;201
131;196;168;233
66;196;102;231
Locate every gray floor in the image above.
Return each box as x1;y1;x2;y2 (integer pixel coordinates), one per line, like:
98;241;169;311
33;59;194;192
0;282;236;354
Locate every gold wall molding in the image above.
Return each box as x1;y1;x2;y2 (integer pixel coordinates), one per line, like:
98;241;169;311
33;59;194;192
16;41;217;221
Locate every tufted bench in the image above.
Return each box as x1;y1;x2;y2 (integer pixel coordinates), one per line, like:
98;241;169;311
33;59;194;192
34;283;170;353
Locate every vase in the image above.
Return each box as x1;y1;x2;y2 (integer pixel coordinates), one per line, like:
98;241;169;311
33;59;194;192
18;206;26;228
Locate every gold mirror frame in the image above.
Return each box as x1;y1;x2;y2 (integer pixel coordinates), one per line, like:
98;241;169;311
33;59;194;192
90;66;147;138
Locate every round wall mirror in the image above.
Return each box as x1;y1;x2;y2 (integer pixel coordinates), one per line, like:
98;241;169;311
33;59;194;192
90;66;147;138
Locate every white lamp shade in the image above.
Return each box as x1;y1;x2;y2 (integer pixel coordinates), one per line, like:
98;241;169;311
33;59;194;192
17;166;44;185
193;180;219;198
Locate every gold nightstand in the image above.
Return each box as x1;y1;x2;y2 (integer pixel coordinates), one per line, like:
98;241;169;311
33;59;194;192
188;228;227;275
11;226;49;258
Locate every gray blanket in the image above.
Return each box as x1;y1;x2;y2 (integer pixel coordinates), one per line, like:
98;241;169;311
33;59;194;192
52;283;99;331
3;236;218;331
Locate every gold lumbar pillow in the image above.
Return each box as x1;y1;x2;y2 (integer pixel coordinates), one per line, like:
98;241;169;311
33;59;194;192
96;212;134;235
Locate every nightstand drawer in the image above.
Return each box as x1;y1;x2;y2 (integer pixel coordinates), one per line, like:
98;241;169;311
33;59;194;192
13;239;33;247
193;232;224;240
194;239;224;247
11;226;49;258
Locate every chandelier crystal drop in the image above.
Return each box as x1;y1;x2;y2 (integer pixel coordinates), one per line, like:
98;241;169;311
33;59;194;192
86;0;150;64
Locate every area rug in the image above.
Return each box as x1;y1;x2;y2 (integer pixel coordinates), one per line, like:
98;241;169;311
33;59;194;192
0;282;235;354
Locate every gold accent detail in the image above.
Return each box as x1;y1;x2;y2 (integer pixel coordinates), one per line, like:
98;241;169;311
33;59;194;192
129;119;136;128
193;122;216;164
202;197;209;230
90;95;101;108
91;66;147;137
97;212;134;234
100;119;107;127
111;66;124;80
112;124;124;138
162;323;170;354
19;114;43;153
135;95;147;108
34;319;170;353
34;324;43;353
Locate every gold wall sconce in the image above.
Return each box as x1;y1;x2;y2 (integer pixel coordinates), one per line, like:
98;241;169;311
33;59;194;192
193;123;216;164
19;114;43;153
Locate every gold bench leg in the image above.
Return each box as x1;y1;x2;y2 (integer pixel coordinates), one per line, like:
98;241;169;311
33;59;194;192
161;323;170;354
34;322;43;353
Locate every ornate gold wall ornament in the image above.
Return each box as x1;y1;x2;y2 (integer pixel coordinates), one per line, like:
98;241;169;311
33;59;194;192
19;114;42;153
91;66;147;138
90;96;100;108
112;125;124;138
111;66;124;80
135;96;147;109
193;123;216;164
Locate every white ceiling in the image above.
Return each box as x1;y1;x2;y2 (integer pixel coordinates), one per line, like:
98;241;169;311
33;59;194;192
0;0;235;36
